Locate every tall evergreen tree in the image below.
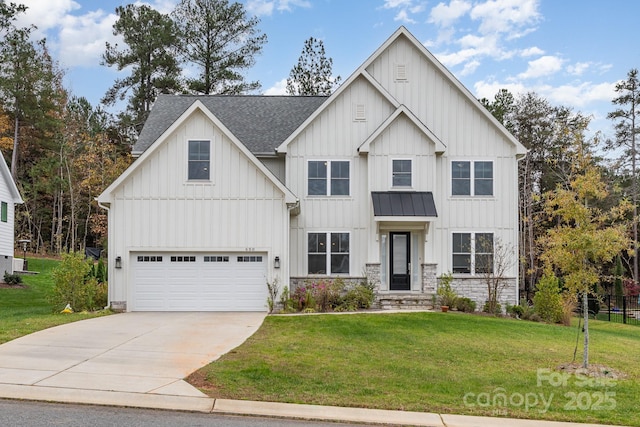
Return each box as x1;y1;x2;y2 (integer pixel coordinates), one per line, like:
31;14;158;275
607;69;640;282
0;24;63;178
172;0;266;94
286;37;341;96
101;4;181;133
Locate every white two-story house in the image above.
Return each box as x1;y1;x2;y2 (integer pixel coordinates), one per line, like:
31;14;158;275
98;26;526;312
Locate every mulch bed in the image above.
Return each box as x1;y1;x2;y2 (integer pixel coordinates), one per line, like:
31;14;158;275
0;283;27;289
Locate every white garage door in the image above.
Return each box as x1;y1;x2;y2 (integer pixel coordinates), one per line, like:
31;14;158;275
132;253;267;311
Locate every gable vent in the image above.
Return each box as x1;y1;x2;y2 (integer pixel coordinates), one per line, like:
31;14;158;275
354;103;366;121
395;64;407;81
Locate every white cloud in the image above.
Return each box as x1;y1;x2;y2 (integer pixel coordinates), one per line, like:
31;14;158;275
383;0;414;8
394;9;416;24
246;0;310;16
460;59;480;76
470;0;541;35
428;0;472;27
57;10;120;68
545;81;616;108
474;79;527;101
567;62;591;76
520;46;544;57
264;78;288;95
382;0;427;25
518;55;564;79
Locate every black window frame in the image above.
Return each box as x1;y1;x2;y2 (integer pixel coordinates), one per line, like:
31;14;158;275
188;140;210;180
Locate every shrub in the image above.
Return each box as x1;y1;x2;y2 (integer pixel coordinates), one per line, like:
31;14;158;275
455;297;476;313
533;272;563;323
266;278;280;313
279;287;296;313
3;271;22;285
437;272;458;307
483;301;502;315
50;252;106;312
336;283;375;311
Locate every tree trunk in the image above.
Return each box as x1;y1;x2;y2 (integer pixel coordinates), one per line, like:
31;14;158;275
11;115;18;179
583;291;589;369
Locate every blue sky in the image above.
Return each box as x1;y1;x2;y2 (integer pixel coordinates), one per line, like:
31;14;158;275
15;0;640;137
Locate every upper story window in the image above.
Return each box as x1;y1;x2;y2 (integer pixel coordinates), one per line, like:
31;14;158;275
308;160;350;196
1;202;6;222
451;161;493;196
452;232;494;274
188;140;210;180
392;159;412;187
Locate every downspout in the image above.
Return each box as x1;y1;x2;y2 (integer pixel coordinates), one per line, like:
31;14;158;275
97;199;111;310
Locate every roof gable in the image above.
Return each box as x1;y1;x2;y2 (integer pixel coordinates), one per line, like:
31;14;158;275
0;151;22;204
358;105;446;154
134;95;327;156
277;26;526;156
98;101;298;204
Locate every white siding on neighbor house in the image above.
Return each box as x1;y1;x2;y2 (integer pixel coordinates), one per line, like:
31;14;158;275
106;110;289;306
0;178;15;258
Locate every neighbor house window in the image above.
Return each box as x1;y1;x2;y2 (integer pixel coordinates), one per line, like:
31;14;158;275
392;159;412;187
308;160;350;196
452;232;494;274
0;202;6;222
188;140;210;180
451;161;493;196
308;232;349;274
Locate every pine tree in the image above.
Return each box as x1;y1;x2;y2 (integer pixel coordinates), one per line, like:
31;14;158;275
286;37;341;96
101;4;181;133
172;0;266;94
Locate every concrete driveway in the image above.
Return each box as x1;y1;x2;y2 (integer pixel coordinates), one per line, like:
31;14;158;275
0;312;266;401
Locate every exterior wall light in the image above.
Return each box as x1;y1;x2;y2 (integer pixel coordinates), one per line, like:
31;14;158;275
274;256;280;269
115;256;122;269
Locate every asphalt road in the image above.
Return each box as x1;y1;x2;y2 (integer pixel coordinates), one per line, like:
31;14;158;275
0;399;360;427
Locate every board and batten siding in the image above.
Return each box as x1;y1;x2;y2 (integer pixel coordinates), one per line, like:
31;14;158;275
106;110;289;304
0;178;15;258
287;77;396;278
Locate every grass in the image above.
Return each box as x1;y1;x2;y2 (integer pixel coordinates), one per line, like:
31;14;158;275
190;312;640;426
0;257;110;345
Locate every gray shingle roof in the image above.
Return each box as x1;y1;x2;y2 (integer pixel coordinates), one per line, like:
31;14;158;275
371;191;438;217
133;94;328;155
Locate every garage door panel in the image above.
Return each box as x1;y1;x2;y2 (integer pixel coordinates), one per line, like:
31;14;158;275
132;252;267;311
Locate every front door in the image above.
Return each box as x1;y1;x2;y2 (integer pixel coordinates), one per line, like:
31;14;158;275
390;232;410;291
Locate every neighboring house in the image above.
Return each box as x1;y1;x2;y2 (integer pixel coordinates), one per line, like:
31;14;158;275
0;151;24;276
98;26;526;312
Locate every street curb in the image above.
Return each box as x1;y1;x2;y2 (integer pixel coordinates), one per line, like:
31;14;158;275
0;384;628;427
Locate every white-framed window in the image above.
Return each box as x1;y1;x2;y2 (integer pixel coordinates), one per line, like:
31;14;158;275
452;232;494;274
451;160;493;196
308;232;349;275
392;159;412;187
308;160;350;196
188;140;210;180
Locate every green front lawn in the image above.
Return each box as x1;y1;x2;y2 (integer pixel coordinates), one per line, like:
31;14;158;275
0;258;110;344
191;312;640;426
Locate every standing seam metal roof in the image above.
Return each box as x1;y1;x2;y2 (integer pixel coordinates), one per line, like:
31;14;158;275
133;94;328;155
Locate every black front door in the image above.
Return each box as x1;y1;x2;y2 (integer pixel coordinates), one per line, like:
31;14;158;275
390;232;410;291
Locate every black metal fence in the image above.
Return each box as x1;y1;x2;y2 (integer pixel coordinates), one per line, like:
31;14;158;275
587;295;640;326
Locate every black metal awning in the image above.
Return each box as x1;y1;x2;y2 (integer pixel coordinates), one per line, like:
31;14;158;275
371;191;438;217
